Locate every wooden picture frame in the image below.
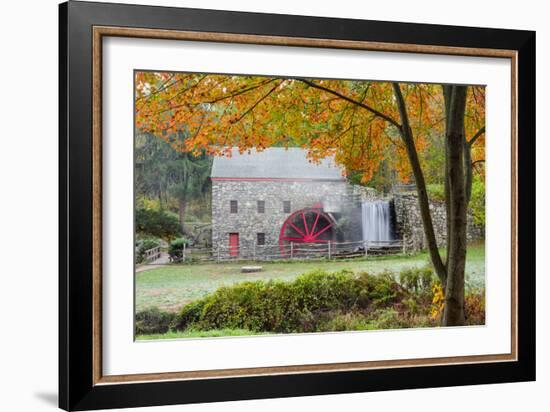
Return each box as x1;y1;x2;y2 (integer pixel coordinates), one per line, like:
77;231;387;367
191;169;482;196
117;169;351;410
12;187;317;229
59;1;535;410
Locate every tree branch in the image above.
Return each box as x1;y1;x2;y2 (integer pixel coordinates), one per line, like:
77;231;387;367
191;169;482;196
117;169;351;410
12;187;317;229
233;81;282;123
207;79;277;105
142;75;207;115
467;126;485;147
296;78;401;129
393;82;447;284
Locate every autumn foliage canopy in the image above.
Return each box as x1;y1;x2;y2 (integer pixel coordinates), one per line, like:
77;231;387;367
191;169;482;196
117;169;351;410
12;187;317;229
135;71;485;185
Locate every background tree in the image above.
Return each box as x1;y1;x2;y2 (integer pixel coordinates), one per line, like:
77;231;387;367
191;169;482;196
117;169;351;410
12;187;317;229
136;131;212;233
135;72;485;326
135;132;171;210
166;148;212;233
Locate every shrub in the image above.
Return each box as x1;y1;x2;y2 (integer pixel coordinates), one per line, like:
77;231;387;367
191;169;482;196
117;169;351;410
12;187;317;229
135;308;176;335
136;268;485;337
430;282;445;321
426;184;445;201
365;308;411;329
168;237;191;262
470;175;486;226
360;272;401;306
135;238;161;264
136;208;181;240
465;289;486;325
427;284;485;325
175;270;406;333
316;311;371;332
399;267;435;297
173;299;209;330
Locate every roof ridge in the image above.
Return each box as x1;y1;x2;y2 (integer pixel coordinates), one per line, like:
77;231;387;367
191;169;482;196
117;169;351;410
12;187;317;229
211;147;345;180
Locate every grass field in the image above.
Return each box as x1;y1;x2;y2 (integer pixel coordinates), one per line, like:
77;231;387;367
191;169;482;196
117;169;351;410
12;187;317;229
136;243;485;313
137;328;267;340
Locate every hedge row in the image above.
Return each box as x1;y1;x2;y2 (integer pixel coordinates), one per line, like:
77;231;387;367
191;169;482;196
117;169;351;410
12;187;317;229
173;268;436;334
135;267;485;336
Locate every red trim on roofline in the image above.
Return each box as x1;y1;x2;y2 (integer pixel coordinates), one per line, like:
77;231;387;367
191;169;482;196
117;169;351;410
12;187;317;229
211;177;345;182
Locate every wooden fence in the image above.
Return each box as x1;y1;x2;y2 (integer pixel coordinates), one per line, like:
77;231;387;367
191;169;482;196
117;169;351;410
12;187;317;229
143;246;162;263
168;238;404;264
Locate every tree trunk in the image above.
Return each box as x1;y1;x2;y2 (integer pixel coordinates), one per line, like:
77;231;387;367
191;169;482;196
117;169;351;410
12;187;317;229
464;136;473;204
158;190;164;210
178;197;187;234
392;83;447;284
442;86;468;326
443;86;452;273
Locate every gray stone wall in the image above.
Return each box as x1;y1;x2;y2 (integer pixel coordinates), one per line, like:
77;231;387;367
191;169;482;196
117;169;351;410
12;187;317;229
348;185;380;201
211;180;485;257
212;180;348;258
393;193;484;252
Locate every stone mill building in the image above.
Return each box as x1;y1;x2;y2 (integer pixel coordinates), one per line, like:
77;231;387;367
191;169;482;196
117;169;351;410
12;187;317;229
211;147;354;258
210;147;483;259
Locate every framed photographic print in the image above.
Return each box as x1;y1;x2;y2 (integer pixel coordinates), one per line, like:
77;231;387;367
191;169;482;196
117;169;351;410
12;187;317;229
59;1;535;410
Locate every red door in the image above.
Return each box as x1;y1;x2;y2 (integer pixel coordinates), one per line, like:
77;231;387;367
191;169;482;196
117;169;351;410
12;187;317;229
229;233;239;257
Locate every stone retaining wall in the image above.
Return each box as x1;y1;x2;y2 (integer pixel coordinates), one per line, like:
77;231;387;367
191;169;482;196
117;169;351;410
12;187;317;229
211;180;484;257
393;193;484;252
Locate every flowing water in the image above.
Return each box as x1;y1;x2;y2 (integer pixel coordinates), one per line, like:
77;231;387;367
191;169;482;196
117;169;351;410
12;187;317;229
361;201;394;245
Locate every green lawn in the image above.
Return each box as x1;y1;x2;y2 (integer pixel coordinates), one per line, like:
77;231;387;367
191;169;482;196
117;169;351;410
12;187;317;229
136;243;485;312
137;328;268;340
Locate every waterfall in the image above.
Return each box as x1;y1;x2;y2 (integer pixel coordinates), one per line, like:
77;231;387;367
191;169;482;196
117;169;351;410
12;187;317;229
361;201;393;245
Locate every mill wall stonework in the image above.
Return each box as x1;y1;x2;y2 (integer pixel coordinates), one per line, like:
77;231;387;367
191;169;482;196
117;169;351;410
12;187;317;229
393;193;484;252
211;180;348;257
211;180;484;257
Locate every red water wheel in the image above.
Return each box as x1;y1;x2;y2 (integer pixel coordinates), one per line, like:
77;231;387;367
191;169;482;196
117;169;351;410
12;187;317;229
279;208;336;256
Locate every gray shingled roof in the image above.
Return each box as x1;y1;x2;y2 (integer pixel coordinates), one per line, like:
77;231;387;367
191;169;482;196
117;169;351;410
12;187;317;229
211;147;345;180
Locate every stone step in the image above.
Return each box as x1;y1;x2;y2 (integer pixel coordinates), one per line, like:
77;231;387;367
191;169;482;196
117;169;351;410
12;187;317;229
241;265;263;273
